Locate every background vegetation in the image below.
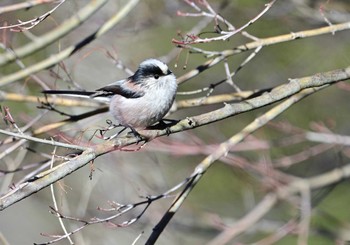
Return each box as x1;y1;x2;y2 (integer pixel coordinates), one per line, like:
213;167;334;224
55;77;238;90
0;0;350;244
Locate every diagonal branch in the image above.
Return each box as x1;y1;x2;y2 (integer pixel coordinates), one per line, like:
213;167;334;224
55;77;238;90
0;66;349;211
145;73;348;244
177;21;350;84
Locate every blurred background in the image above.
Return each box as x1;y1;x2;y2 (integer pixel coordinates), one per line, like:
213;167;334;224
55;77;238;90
1;0;350;244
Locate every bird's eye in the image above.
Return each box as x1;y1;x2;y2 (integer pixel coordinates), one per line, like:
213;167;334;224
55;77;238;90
154;75;160;79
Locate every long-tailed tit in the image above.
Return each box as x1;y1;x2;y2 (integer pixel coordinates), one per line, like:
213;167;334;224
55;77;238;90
43;59;177;133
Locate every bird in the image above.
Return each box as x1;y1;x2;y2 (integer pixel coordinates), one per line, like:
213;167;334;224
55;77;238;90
43;59;177;137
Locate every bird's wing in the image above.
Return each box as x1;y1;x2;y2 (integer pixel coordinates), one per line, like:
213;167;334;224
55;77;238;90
42;79;145;99
95;78;145;99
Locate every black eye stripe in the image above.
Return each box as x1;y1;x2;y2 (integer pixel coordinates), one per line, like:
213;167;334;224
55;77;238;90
130;64;172;84
135;65;165;77
145;66;163;77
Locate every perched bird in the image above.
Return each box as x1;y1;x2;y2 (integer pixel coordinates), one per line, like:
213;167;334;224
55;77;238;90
43;59;177;136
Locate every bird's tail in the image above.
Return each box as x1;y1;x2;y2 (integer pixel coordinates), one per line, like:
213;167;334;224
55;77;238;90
42;90;110;103
42;90;95;96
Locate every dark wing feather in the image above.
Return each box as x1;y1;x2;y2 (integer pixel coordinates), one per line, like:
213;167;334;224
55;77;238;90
42;79;145;99
95;78;145;99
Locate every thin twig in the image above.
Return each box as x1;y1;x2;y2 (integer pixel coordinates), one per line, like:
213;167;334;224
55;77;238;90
0;0;66;32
